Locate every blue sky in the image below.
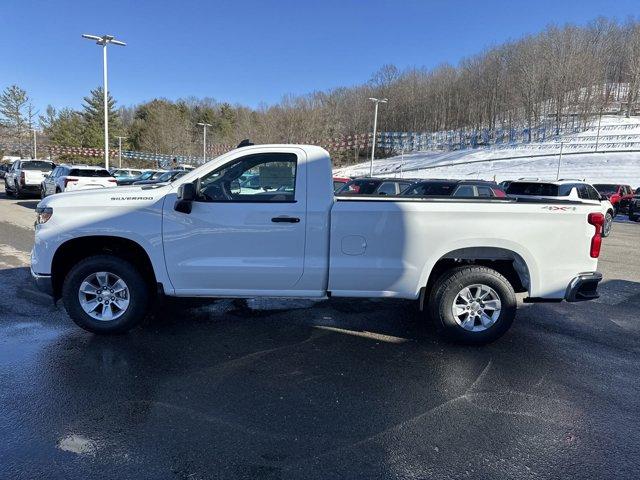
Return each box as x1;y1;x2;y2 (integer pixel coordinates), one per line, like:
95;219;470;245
1;0;638;114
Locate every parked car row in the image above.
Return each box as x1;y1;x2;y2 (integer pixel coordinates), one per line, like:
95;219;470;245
1;159;190;199
334;177;507;198
333;176;623;236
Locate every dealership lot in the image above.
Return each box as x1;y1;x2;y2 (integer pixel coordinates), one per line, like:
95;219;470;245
1;185;639;479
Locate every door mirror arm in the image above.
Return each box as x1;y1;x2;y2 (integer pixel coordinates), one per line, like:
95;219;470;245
174;182;196;214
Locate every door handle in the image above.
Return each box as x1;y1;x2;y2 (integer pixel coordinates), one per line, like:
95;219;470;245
271;216;300;223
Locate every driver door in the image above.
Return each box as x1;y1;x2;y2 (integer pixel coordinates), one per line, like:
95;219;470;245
162;149;307;295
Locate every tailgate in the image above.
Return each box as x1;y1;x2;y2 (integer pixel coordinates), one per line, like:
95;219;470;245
24;170;45;185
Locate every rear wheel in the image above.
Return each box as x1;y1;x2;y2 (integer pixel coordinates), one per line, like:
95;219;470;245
429;266;517;344
14;182;23;199
62;255;150;334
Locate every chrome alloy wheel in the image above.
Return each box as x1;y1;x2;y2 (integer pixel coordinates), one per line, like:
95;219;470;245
78;271;130;321
451;284;502;332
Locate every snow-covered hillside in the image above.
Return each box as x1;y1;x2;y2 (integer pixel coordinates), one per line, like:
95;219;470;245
335;116;640;186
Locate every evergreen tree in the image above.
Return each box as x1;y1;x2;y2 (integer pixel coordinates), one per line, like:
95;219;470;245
81;86;122;148
0;84;30;155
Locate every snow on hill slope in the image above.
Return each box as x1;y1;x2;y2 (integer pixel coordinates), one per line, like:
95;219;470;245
335;116;640;186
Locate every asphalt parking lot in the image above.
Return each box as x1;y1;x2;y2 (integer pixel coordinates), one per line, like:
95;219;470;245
1;184;639;480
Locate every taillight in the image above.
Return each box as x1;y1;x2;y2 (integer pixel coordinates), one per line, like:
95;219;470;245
107;179;117;183
588;212;604;258
64;178;78;188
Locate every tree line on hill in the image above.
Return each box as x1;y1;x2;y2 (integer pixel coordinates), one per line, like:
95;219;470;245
1;16;639;164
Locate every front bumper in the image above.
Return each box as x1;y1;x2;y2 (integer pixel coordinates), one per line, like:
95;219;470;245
564;272;602;302
30;267;53;297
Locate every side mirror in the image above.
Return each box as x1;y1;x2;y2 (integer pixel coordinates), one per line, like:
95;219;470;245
43;174;49;178
174;183;196;214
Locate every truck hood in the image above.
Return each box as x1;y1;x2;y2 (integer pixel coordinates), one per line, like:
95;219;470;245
37;184;172;209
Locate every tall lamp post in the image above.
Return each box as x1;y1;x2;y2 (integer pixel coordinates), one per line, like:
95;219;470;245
368;97;387;176
32;129;37;159
197;122;212;163
82;34;126;170
116;136;126;168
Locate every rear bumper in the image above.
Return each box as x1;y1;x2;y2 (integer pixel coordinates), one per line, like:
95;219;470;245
564;272;602;302
30;267;53;297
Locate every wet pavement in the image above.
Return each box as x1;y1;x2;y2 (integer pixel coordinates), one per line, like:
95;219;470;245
1;186;639;479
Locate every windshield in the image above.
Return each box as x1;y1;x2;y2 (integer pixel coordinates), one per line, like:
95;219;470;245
593;184;618;194
69;169;110;177
403;182;455;196
22;161;54;171
136;171;155;180
506;182;560;196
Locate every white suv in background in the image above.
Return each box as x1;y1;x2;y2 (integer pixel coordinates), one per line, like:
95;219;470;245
41;165;117;197
505;179;615;236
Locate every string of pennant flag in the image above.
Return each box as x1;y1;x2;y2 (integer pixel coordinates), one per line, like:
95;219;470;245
3;122;629;166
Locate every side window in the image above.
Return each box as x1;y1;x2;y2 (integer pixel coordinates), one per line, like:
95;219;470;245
476;186;493;197
50;167;59;178
576;184;589;199
453;185;475;197
197;152;297;203
558;184;573;196
586;185;600;201
376;181;398;195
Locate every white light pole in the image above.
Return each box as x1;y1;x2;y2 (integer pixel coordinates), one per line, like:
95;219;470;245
197;122;212;162
82;34;126;170
116;136;126;168
594;109;603;153
368;97;387;177
32;129;37;159
556;142;564;180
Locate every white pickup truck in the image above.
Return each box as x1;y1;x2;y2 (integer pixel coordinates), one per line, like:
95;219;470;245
31;144;605;344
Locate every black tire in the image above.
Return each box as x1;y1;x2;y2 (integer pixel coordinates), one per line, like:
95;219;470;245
428;265;517;344
40;186;46;199
62;255;150;334
602;211;613;237
15;182;24;199
5;179;14;196
629;209;638;222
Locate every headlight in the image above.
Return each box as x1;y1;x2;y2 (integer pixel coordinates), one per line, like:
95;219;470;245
35;207;53;225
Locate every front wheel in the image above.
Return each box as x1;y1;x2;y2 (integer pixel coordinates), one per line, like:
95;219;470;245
428;266;517;344
62;255;150;334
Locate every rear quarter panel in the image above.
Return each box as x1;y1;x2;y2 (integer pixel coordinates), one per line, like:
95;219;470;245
329;199;599;299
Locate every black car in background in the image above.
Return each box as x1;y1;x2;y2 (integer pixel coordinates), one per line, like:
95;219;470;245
336;177;416;196
402;179;506;197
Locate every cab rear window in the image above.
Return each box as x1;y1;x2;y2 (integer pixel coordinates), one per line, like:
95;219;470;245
22;161;54;171
506;183;560;196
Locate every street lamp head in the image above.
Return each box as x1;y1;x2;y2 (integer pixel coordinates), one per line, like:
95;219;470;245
368;97;388;104
197;122;213;127
82;34;126;46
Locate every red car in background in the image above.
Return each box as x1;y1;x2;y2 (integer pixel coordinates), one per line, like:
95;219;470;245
332;177;351;192
593;184;635;214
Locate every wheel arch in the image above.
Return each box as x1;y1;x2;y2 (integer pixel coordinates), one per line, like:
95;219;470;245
419;246;533;310
51;235;158;300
